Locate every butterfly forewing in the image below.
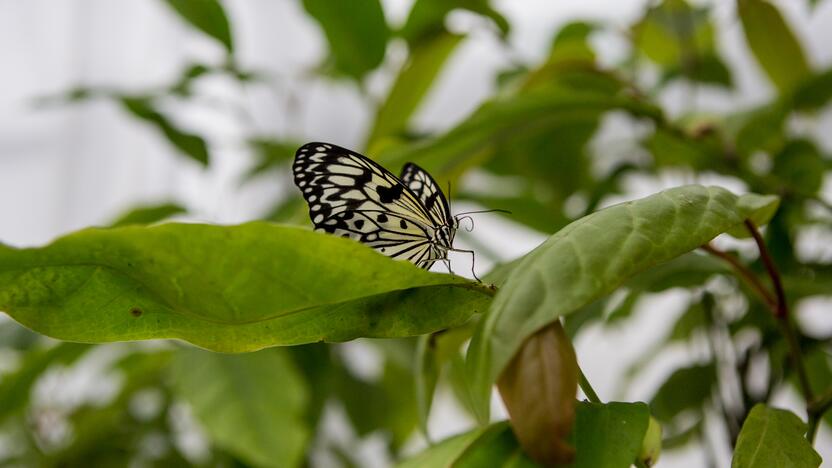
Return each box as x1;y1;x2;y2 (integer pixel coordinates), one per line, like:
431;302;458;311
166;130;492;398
293;142;446;268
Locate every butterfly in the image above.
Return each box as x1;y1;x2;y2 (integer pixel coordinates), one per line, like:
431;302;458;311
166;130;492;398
292;142;481;280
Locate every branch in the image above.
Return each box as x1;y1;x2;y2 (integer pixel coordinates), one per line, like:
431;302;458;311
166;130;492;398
700;243;776;309
744;220;816;441
579;369;601;403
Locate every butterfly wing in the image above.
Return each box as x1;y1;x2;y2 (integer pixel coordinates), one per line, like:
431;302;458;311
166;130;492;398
400;162;453;228
293;142;440;268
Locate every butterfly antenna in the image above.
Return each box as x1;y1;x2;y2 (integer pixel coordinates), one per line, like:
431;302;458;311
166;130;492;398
455;208;512;216
457;215;474;232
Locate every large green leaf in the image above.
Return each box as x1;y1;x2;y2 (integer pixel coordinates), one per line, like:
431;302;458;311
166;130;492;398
732;404;821;468
568;401;650;468
172;348;308;468
163;0;234;54
466;185;779;421
367;32;464;148
400;0;508;45
301;0;389;79
738;0;811;94
397;426;489;468
0;223;492;352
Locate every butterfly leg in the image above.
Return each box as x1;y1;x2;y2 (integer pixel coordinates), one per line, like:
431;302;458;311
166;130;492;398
442;258;455;276
447;248;481;282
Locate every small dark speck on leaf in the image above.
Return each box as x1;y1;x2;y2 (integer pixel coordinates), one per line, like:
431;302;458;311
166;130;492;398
130;307;143;317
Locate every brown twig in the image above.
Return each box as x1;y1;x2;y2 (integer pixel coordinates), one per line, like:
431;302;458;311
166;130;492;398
700;243;776;308
743;220;816;441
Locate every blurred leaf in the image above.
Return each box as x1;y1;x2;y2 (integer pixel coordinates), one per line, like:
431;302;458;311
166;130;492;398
120;97;209;166
109;202;186;227
632;0;714;67
379;85;662;182
163;0;234;54
397;426;490;468
415;324;474;437
497;321;578;465
467;186;778;422
735;102;788;157
262;196;309;224
732;404;821;467
169;63;210;96
0;342;90;424
0;223;492;352
644;126;723;170
244;139;299;180
663;54;733;88
460;190;571;235
400;0;508;45
301;0;389;79
336;353;418;450
172;348;308;468
803;349;832;427
772;139;826;195
794;67;832;111
452;422;537;468
662;418;702;450
367;32;464;148
569;401;651;468
649;363;715;423
548;21;597;64
285;343;333;427
738;0;811;94
669;300;708;342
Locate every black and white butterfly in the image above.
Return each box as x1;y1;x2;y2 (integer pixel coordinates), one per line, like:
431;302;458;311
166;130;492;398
292;142;480;279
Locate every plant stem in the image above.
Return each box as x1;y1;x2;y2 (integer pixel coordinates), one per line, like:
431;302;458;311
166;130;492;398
579;369;601;403
700;243;776;308
743;220;816;441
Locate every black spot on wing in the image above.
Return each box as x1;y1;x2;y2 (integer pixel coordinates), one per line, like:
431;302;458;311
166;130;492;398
377;184;403;203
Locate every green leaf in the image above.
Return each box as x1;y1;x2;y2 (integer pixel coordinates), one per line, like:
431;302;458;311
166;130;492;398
120;97;209;165
301;0;389;79
466;185;778;421
367;32;464;148
0;342;90;424
397;426;489;468
772;139;826;195
171;348;308;468
568;401;651;468
163;0;234;53
0;222;492;352
794;67;832;111
109;202;186;227
649;363;715;423
548;21;597;64
400;0;508;45
378;86;662;181
732;404;821;468
244;138;300;180
632;0;714;67
738;0;811;94
734;102;788;157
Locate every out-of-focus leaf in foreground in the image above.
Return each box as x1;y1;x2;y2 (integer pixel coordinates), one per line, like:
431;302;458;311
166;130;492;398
0;223;492;352
109;202;186;227
732;404;821;468
467;185;779;421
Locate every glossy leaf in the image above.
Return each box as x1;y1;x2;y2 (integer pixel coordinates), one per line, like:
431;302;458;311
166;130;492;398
569;401;651;468
738;0;811;94
0;222;492;352
163;0;234;53
172;348;309;467
732;404;821;468
120;97;209;166
301;0;389;79
467;186;779;421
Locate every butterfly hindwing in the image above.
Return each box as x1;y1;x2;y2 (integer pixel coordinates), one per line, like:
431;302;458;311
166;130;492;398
400;162;453;228
293;142;443;268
